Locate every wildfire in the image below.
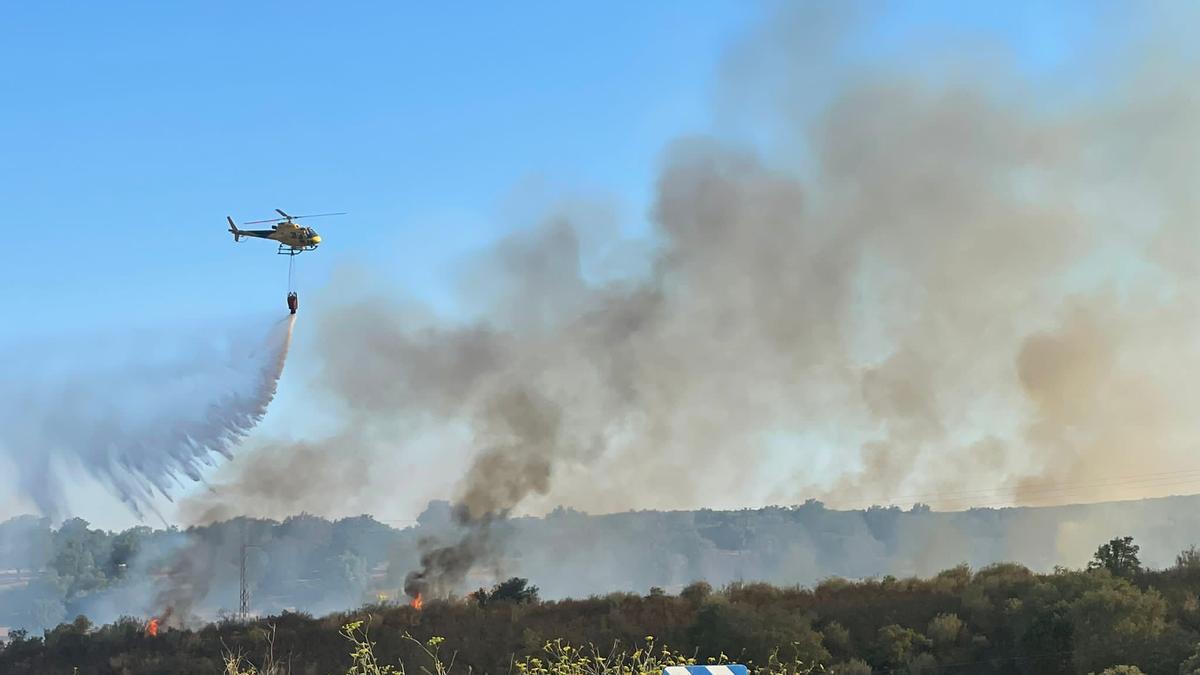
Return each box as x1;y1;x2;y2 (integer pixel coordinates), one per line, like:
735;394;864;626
410;594;424;611
146;618;159;637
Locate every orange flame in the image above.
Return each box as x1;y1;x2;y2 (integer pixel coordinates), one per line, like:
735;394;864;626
410;594;424;610
147;618;159;637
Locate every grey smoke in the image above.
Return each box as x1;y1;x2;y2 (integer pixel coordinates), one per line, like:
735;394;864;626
0;314;295;520
403;506;493;600
194;3;1200;597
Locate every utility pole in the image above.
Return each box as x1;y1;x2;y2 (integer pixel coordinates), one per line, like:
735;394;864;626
238;522;261;622
239;535;249;621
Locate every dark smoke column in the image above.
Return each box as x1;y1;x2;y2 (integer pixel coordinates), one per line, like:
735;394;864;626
404;389;557;600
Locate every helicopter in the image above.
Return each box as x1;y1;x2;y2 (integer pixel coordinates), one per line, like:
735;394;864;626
226;209;344;255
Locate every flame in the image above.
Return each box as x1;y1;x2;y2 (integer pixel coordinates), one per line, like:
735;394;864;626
410;594;424;610
147;618;159;637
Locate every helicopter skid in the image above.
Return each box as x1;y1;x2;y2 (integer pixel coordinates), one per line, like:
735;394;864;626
276;244;317;256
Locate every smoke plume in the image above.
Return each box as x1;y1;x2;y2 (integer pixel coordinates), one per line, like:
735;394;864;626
0;314;295;520
199;3;1200;597
152;536;219;629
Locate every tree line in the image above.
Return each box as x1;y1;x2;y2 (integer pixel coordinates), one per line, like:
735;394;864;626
12;495;1200;636
5;536;1200;674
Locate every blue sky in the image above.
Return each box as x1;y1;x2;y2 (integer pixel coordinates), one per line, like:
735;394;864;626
0;1;1146;529
0;1;760;339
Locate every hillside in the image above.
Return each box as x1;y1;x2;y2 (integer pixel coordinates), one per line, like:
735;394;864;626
6;554;1200;674
6;494;1200;633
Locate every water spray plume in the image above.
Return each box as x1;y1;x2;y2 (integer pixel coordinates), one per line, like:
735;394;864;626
0;313;296;519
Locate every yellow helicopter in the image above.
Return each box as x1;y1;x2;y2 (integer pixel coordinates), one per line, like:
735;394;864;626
226;209;344;255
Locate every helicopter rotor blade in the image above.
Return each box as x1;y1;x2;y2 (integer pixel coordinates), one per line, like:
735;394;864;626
275;209;293;219
291;212;347;220
242;211;345;225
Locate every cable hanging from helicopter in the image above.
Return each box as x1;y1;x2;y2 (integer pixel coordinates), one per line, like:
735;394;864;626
287;256;298;314
224;208;345;315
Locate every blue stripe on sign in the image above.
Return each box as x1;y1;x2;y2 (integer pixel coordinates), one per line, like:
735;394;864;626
662;666;749;675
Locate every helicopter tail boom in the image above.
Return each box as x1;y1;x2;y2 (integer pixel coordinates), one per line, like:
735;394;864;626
227;216;242;242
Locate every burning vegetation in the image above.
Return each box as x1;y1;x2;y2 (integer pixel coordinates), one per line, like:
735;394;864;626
7;541;1200;675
